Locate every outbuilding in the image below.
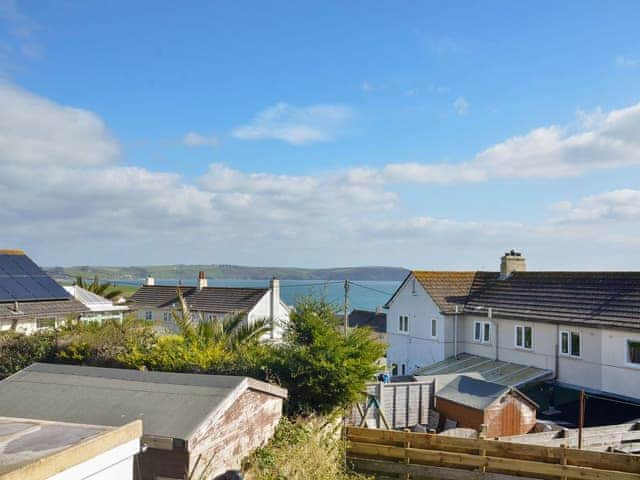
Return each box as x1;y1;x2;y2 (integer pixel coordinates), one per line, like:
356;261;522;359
435;375;538;437
0;363;287;480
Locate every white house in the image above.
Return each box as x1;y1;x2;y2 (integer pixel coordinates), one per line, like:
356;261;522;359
0;250;88;334
129;273;290;341
63;286;128;323
386;251;640;400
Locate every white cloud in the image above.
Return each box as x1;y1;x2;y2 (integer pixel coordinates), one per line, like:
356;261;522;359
453;96;469;116
552;189;640;223
616;55;639;68
383;102;640;184
183;131;218;147
232;102;353;145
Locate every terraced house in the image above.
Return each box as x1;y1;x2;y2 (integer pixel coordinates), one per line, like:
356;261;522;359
386;251;640;400
129;273;290;341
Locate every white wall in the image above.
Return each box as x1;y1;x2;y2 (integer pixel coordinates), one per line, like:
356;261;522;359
386;274;448;375
48;438;139;480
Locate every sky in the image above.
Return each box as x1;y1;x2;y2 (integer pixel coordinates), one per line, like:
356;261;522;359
1;1;640;270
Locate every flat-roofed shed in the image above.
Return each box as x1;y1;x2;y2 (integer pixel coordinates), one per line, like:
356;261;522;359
0;363;287;480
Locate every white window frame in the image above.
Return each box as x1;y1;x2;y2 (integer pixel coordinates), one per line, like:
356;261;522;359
144;311;153;321
515;325;533;350
206;313;215;322
626;339;640;367
482;322;491;343
36;317;56;330
473;321;482;342
430;318;437;339
163;311;172;323
398;315;409;333
559;330;581;358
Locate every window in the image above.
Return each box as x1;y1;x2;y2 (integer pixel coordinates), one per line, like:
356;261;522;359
163;312;172;322
399;315;409;332
627;340;640;365
483;322;491;343
401;364;406;376
391;363;398;376
430;318;437;338
206;313;216;322
560;330;581;357
474;320;491;343
515;325;532;349
144;311;153;321
474;321;482;341
36;317;56;330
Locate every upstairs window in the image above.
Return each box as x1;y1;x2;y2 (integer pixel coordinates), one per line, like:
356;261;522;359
474;321;491;343
399;315;409;332
560;330;581;357
628;340;640;365
431;318;437;338
515;325;533;350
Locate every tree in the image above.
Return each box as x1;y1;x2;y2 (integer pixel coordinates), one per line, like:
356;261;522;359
171;288;271;352
74;275;123;300
272;298;386;414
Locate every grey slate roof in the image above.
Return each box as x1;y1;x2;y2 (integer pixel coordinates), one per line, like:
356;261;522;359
0;298;88;322
436;375;537;411
129;285;269;314
0;363;285;441
348;309;386;333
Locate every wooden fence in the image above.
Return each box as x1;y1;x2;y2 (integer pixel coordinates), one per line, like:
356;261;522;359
346;426;640;479
350;380;435;429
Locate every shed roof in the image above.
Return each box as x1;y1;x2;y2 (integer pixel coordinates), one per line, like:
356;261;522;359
129;285;268;314
348;309;386;333
0;363;286;442
0;417;141;480
436;375;537;411
414;353;553;388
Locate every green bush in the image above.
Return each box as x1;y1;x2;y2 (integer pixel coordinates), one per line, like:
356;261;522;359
0;331;57;377
271;298;386;415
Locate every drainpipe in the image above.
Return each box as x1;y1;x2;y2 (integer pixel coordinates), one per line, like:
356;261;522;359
488;308;499;361
555;323;560;380
453;305;458;357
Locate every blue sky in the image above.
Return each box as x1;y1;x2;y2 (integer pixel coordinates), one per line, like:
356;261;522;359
2;1;640;269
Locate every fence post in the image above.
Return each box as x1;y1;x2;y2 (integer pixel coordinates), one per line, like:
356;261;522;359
403;428;411;480
560;443;567;480
479;424;488;473
376;382;384;429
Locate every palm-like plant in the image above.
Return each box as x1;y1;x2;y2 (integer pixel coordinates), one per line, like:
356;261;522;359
171;288;271;351
74;275;123;300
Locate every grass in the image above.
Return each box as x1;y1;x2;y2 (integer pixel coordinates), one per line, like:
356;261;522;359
111;283;140;298
242;416;370;480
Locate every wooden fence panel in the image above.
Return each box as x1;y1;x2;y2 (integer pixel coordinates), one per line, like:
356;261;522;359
350;381;434;429
346;426;640;479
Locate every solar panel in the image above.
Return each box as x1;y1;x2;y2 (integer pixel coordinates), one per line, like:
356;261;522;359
0;253;71;302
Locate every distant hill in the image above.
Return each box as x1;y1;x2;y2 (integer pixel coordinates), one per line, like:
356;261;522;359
46;264;409;282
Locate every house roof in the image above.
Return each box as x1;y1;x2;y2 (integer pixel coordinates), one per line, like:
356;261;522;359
0;363;286;442
463;271;640;330
435;375;538;411
0;298;88;322
388;269;640;330
348;309;386;333
0;250;71;303
385;271;498;313
0;417;141;480
414;353;553;388
129;285;269;314
63;286;128;313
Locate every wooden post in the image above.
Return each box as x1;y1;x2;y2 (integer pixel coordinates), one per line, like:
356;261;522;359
479;424;487;473
578;390;585;449
403;428;411;480
376;382;384;429
560;443;568;480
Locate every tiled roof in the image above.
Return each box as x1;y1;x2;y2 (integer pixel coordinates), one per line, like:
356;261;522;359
464;271;640;329
348;309;386;333
413;271;499;314
0;298;88;321
129;285;268;314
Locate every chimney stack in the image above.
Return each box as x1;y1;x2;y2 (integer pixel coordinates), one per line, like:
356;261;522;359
500;250;526;278
145;275;155;286
198;271;208;290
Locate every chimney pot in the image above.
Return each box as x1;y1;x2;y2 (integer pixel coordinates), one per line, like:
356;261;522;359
500;250;526;278
145;276;155;286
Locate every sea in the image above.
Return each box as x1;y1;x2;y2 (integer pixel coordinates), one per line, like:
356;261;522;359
115;279;400;312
